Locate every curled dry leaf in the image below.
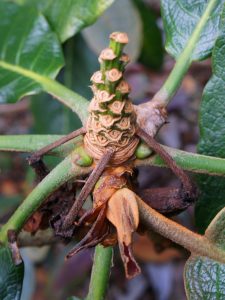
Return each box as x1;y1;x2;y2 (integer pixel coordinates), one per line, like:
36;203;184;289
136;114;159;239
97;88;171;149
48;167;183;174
106;188;141;278
93;165;132;207
65;166;141;278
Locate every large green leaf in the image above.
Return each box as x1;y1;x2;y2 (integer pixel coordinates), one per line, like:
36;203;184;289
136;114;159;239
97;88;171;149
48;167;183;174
0;246;24;300
161;0;225;60
196;12;225;232
205;207;225;250
184;256;225;299
44;0;114;42
184;207;225;299
0;2;64;104
9;0;114;42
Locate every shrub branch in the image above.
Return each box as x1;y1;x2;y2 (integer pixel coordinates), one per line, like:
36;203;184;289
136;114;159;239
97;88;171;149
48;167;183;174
137;197;225;263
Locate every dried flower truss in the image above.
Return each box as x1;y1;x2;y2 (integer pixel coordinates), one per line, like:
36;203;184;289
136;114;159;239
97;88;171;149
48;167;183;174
27;32;197;278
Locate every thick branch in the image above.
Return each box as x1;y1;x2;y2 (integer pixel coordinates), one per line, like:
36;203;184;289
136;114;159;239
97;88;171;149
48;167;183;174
135;146;225;177
137;197;225;263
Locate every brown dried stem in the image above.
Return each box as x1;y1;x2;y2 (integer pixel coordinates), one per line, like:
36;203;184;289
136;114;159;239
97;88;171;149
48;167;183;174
28;127;86;164
137;127;194;194
63;149;115;229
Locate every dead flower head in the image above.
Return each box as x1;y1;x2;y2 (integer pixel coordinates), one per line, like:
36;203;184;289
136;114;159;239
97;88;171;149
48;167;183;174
66;166;141;279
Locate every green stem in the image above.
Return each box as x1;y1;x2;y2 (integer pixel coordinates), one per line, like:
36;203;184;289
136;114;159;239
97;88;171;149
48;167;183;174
86;245;113;300
152;0;218;106
135;146;225;176
0;154;91;244
1;135;225;176
0;60;89;124
0;135;82;157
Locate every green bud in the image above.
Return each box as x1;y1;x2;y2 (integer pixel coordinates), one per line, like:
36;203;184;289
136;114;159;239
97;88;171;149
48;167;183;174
135;142;152;159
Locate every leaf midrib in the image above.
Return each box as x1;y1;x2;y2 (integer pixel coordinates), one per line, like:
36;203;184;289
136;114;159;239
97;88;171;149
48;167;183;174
0;59;89;123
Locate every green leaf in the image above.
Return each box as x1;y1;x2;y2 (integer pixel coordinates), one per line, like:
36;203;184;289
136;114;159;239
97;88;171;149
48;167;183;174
7;0;51;10
0;246;24;300
8;0;114;42
0;2;89;123
184;255;225;299
133;0;164;70
205;206;225;250
0;2;64;104
184;208;225;299
196;12;225;233
44;0;115;42
161;0;225;60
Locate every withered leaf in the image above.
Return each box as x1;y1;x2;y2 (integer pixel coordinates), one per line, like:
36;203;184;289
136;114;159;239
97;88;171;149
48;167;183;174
93;166;132;208
106;188;140;278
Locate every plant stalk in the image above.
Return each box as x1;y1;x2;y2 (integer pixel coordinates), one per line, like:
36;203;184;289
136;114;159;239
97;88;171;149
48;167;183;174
0;135;83;157
152;0;219;106
86;245;113;300
0;60;89;124
135;145;225;176
0;154;92;244
137;197;225;263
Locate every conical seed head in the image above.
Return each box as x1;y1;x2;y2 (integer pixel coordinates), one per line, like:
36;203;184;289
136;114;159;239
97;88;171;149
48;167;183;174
85;32;139;164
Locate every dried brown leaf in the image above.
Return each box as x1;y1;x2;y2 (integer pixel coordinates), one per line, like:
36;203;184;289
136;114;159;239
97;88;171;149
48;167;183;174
93;166;132;208
106;188;140;278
